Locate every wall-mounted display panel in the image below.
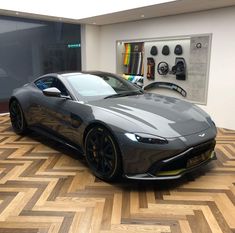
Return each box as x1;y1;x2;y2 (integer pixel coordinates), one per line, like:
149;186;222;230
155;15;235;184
116;34;211;105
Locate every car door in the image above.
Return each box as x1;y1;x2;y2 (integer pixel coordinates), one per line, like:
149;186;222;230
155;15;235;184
33;76;83;144
28;76;55;125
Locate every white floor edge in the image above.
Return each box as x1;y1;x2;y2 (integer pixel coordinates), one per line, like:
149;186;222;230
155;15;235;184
0;112;9;116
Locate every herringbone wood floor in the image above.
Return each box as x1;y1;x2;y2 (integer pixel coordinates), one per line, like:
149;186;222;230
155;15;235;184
0;114;235;233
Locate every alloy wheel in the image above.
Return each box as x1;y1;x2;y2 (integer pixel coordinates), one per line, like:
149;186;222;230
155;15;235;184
85;126;121;180
9;100;27;134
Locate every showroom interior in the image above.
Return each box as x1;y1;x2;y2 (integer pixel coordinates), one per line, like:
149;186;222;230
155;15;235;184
0;0;235;232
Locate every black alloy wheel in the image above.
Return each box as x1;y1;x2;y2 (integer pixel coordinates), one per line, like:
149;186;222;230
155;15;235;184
9;100;27;134
85;126;122;181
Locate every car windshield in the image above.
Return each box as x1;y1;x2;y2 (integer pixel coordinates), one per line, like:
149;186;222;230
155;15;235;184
66;73;142;99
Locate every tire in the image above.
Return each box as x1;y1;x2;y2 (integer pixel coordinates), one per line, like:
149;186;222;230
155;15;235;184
9;100;28;134
85;126;122;181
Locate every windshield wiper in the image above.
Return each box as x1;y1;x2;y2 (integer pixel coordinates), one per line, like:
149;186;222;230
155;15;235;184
104;90;144;99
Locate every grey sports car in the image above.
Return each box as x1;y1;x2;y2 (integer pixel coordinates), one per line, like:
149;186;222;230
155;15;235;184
9;71;217;181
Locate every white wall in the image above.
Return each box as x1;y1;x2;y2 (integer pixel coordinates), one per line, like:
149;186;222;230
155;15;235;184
84;6;235;130
81;24;101;70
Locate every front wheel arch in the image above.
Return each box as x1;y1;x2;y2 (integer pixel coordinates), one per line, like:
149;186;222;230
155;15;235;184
9;97;18;108
83;121;119;148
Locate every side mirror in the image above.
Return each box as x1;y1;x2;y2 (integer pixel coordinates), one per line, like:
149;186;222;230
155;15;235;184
43;87;61;97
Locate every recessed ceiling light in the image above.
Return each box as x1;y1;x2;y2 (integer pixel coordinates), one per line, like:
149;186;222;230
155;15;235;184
141;14;145;18
15;12;19;15
92;22;97;25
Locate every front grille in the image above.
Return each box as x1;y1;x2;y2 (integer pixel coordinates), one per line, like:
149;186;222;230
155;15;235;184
149;139;216;174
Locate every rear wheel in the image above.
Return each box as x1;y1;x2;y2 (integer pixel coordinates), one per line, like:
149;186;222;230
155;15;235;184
85;126;122;181
9;100;28;134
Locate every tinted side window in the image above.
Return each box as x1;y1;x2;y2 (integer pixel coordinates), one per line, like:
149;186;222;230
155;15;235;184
35;77;69;96
53;79;68;96
35;77;54;90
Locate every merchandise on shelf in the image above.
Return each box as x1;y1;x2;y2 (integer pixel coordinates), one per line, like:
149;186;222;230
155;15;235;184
174;44;183;55
147;57;155;80
123;42;144;76
123;43;131;65
172;57;186;80
162;45;170;55
157;61;169;75
150;46;158;56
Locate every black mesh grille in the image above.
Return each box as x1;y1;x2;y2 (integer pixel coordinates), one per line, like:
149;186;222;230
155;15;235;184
149;140;216;174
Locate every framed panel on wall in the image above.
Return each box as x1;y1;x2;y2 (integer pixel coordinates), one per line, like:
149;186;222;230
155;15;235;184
116;34;212;105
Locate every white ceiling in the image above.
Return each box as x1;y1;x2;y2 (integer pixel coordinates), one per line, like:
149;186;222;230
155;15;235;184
79;0;235;25
0;0;235;25
0;0;175;20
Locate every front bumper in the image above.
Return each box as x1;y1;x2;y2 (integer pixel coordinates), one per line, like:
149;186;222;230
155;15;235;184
125;147;216;180
116;126;217;176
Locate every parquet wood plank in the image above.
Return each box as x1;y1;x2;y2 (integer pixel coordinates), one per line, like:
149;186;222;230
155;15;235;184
0;115;235;232
111;192;122;225
179;220;193;233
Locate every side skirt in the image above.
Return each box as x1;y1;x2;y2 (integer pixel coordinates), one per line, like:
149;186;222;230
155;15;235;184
29;126;84;155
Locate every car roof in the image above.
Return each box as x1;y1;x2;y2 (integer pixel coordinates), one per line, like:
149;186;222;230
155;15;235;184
57;70;105;75
34;71;117;83
58;71;114;78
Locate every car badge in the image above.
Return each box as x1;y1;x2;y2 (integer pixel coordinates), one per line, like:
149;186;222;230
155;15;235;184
198;133;205;137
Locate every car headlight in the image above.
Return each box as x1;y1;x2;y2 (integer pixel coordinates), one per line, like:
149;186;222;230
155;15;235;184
207;117;216;127
125;133;168;144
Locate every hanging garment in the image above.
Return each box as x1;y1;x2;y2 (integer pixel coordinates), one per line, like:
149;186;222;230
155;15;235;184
123;43;131;65
137;52;143;75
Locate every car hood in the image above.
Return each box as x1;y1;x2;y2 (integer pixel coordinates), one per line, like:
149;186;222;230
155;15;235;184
87;93;212;138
